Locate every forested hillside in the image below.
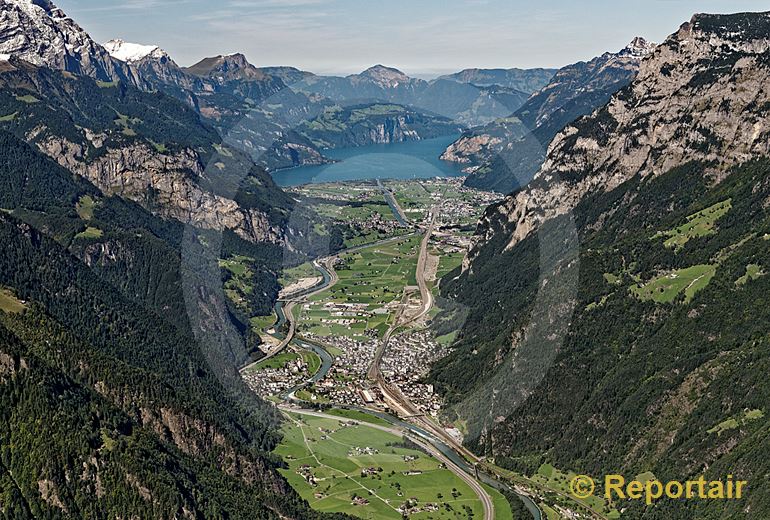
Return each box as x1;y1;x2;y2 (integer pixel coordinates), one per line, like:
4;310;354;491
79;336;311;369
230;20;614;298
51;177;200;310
430;12;770;518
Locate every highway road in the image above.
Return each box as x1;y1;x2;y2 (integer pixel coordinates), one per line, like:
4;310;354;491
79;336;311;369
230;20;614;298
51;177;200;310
364;205;495;519
241;233;415;374
239;258;338;373
242;224;494;519
279;406;495;520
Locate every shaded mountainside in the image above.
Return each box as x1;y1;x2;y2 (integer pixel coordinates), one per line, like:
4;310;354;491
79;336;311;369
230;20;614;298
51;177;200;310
429;12;770;519
443;37;654;193
0;215;344;519
0;58;292;243
297;103;461;149
436;67;556;93
0;129;348;518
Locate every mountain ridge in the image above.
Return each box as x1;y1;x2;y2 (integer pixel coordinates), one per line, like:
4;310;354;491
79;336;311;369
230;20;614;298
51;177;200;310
429;12;770;518
443;36;655;192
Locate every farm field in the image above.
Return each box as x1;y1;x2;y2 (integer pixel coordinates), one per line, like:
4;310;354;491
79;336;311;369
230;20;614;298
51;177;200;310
280;261;319;288
276;412;511;519
323;408;392;427
298;235;421;340
248;351;299;371
655;199;732;250
433;248;465;280
630;264;716;303
314;201;396;223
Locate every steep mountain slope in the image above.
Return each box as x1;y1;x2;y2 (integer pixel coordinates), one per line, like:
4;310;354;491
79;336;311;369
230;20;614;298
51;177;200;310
436;67;556;93
103;38;197;99
0;0;140;85
429;12;770;519
414;79;530;126
443;37;655;192
0;0;330;172
0;57;291;243
258;66;315;85
0;130;347;518
297;103;461;149
96;43;331;171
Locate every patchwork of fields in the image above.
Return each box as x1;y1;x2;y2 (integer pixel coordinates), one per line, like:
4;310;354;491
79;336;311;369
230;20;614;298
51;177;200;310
276;412;512;519
298;236;421;340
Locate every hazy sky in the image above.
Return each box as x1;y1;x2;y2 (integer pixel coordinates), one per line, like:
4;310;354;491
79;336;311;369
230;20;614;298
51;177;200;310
57;0;770;76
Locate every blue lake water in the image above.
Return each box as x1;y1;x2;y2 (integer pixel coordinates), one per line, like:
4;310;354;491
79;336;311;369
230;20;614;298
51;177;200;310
271;134;464;187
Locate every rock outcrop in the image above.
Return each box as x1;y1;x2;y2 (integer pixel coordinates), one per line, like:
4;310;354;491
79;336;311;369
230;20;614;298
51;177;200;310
469;12;770;256
446;38;655;192
0;0;141;84
39;137;280;243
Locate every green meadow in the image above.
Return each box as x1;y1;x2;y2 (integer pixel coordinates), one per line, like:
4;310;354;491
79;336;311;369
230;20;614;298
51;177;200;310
75;195;96;220
74;226;104;240
736;263;765;286
280;261;319;287
0;288;26;314
708;409;764;436
276;412;511;519
531;464;619;519
219;255;255;311
299;236;420;340
655;199;732;250
630;264;716;304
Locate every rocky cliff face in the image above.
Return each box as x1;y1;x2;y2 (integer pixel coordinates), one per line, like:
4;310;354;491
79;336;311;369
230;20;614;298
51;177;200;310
0;0;141;84
431;18;770;518
445;38;655;192
519;36;655;130
476;13;770;254
0;59;285;244
39;137;280;243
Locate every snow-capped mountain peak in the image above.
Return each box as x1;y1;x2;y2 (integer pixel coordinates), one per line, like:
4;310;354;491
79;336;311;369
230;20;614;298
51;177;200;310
104;39;168;63
620;36;656;58
0;0;139;83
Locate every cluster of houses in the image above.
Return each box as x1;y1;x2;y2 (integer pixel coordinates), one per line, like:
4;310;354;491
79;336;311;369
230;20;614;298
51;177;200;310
381;330;449;416
242;354;310;397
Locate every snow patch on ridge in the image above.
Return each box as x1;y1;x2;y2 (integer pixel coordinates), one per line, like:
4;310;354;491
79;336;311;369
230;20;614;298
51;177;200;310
104;39;164;63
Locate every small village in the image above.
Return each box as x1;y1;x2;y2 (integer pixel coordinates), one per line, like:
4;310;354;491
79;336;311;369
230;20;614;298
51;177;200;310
242;353;312;397
380;330;449;417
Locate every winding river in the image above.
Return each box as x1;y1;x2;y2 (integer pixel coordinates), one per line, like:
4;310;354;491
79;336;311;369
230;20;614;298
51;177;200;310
262;138;542;517
266;253;542;520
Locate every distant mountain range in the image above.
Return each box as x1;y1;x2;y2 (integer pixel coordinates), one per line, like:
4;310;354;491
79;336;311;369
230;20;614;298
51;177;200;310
295;103;461;149
437;67;556;92
441;37;656;192
291;64;549;126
